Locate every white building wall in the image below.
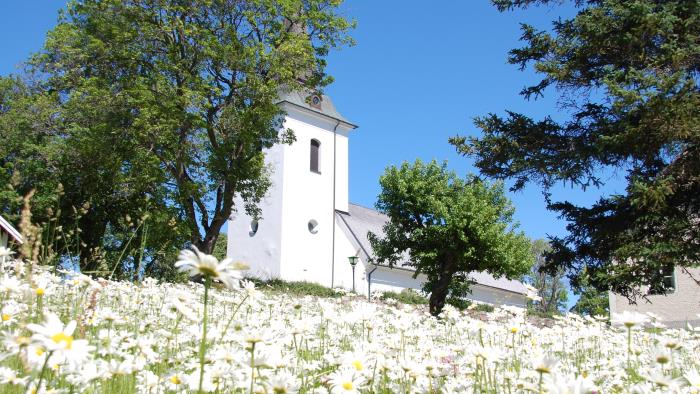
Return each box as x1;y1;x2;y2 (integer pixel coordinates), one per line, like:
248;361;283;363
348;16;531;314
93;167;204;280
333;131;350;213
227;143;286;280
338;254;527;307
609;267;700;328
332;220;361;290
229;104;353;287
277;109;352;286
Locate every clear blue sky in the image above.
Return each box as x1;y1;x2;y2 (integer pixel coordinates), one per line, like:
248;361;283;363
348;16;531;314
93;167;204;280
0;2;624;295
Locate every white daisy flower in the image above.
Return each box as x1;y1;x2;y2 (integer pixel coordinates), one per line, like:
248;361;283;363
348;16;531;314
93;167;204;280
26;313;93;369
175;246;243;289
328;368;364;394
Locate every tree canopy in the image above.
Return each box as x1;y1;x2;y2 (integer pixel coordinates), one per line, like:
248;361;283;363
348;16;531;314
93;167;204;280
450;0;700;302
369;159;532;316
527;239;568;314
0;0;353;277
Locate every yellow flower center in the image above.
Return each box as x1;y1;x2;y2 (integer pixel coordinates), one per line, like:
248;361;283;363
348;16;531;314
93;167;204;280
535;366;551;374
35;347;45;356
2;314;10;322
342;382;354;390
51;332;73;349
510;327;518;334
352;360;364;371
197;264;219;277
170;375;182;385
35;288;45;296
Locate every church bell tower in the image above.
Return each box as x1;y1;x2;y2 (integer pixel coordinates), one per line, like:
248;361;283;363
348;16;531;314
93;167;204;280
226;89;357;286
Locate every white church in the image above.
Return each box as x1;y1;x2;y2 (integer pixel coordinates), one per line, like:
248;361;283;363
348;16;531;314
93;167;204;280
227;89;528;306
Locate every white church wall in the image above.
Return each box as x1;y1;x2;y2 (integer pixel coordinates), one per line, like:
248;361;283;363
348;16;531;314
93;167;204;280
332;221;361;290
333;131;350;213
277;107;353;287
363;265;526;307
468;285;527;307
366;266;425;295
227;143;286;280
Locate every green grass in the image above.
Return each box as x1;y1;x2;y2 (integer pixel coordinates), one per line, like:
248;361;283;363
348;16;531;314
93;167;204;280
246;278;501;314
249;278;343;298
446;297;496;312
526;308;562;319
379;289;428;305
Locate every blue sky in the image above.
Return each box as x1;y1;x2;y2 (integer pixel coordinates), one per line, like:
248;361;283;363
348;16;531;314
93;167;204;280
0;2;624;300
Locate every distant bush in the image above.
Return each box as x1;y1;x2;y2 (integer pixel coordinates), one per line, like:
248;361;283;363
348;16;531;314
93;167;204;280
248;278;342;298
379;289;428;305
526;308;559;319
474;303;495;313
446;297;472;310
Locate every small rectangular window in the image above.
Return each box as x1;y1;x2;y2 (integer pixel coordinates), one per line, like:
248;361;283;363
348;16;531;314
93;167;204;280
310;139;320;173
648;265;676;295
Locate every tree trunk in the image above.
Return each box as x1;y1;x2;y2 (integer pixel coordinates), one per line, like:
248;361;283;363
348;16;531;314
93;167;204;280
429;269;455;316
79;215;107;274
196;231;219;255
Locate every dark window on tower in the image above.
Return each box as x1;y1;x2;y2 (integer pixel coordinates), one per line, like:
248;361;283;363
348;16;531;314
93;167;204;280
648;264;676;295
310;139;320;173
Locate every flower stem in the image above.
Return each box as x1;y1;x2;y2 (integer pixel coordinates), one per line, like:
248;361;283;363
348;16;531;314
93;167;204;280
36;350;54;393
198;275;211;394
249;342;256;394
627;327;632;368
218;294;249;343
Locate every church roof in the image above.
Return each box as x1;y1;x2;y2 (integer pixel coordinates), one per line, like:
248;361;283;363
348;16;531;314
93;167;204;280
336;203;528;295
0;215;23;244
278;89;357;128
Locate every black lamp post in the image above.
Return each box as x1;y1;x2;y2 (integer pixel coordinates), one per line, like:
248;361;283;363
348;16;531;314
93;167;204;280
348;256;358;292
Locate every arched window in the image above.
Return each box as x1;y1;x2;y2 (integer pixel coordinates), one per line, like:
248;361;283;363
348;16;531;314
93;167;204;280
310;139;320;173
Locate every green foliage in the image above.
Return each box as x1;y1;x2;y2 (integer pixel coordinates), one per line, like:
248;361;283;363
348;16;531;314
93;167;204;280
570;271;610;317
445;297;471;311
451;0;700;301
526;308;558;319
1;0;353;278
474;303;496;313
379;289;428;305
250;278;342;298
526;239;568;314
369;159;533;316
212;233;228;262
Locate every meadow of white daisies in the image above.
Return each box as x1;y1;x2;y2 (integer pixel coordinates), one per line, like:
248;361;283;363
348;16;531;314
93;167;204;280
0;246;699;393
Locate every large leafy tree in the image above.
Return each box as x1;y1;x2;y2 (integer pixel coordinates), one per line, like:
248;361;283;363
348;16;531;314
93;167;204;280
1;0;352;275
451;0;700;302
0;74;188;278
369;159;532;316
527;239;568;314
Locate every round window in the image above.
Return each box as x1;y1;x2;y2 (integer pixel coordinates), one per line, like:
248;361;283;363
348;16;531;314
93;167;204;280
308;219;319;234
249;220;259;236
